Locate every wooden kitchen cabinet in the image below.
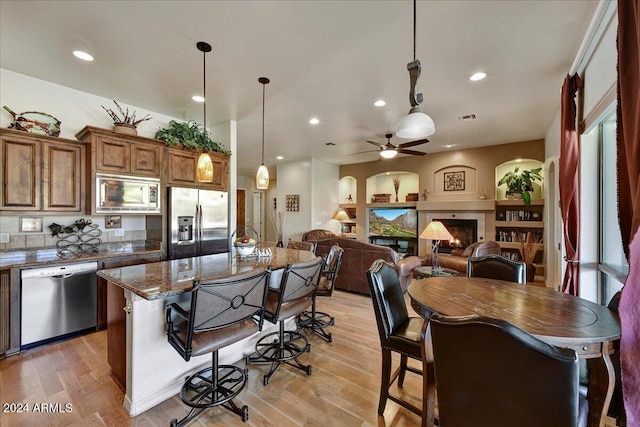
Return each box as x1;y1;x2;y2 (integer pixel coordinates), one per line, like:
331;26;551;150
76;126;164;178
0;268;20;359
1;128;85;213
166;147;229;191
98;252;161;391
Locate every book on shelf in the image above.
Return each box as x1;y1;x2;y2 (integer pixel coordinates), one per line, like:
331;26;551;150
496;230;543;243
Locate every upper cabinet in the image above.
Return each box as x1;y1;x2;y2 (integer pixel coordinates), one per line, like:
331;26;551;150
1;128;85;213
76;126;164;178
166;147;229;191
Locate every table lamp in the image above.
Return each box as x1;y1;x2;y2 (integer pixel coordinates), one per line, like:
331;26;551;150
420;221;453;272
333;210;350;236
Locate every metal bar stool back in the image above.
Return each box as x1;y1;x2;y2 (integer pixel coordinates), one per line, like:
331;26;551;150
297;244;344;342
166;268;271;425
246;256;325;385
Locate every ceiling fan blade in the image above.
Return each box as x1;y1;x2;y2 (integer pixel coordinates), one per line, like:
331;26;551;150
366;140;385;148
397;138;429;148
348;149;379;155
397;148;427;156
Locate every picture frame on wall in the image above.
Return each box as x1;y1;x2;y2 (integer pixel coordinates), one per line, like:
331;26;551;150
444;171;465;191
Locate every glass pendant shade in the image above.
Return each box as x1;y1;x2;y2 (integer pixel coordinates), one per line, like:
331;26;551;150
197;152;214;182
379;148;398;159
256;164;269;189
396;106;435;139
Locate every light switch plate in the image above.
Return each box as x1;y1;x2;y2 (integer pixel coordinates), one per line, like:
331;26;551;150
0;233;9;244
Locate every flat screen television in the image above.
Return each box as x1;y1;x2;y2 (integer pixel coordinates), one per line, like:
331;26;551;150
368;207;417;238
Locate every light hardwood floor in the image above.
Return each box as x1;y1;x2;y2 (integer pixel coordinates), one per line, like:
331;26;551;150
0;290;424;427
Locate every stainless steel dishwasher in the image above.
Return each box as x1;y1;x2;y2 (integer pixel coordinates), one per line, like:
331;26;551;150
21;261;98;348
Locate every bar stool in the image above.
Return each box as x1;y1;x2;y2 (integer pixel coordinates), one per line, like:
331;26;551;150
246;256;325;385
296;244;344;342
165;269;271;425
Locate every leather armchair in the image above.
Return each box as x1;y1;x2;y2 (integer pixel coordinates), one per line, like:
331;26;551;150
424;241;501;274
308;236;422;295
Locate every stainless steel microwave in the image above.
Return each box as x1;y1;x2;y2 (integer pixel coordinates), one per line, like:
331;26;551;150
96;173;161;213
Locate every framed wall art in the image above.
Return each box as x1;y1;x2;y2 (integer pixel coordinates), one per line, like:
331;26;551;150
444;171;465;191
285;194;300;212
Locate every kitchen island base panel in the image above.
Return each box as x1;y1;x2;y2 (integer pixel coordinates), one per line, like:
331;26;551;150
119;289;292;417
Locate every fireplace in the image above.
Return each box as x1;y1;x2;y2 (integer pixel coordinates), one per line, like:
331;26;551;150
435;219;478;253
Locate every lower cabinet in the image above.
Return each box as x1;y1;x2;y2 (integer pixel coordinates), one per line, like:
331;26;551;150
0;269;20;359
99;253;161;390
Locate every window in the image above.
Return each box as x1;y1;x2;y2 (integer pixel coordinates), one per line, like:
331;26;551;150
599;112;628;303
580;108;628;305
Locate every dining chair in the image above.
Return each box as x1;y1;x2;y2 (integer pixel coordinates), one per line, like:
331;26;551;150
287;239;317;253
165;269;271;425
430;313;587;427
296;244;344;342
366;259;427;422
245;256;325;385
467;253;527;284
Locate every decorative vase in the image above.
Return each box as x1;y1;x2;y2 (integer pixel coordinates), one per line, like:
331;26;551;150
526;263;536;282
113;123;138;136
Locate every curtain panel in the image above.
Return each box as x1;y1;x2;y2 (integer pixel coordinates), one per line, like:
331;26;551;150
559;74;583;296
617;0;640;425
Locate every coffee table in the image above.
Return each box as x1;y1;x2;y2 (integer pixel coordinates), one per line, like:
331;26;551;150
414;266;459;278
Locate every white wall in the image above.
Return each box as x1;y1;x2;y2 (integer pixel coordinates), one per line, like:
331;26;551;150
276;159;338;242
311;159;339;230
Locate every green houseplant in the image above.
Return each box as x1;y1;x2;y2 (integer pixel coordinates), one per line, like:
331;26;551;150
155;120;231;156
498;166;542;207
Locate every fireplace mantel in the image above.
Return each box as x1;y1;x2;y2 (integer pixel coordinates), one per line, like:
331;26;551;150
416;200;495;211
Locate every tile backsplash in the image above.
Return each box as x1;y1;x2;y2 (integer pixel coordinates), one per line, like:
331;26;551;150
0;215;148;251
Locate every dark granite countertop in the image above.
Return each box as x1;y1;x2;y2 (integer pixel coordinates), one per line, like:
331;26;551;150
97;246;317;300
0;240;162;270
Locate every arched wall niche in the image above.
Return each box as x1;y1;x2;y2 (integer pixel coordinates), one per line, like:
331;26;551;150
433;165;477;197
495;158;544;200
366;171;419;203
339;176;357;204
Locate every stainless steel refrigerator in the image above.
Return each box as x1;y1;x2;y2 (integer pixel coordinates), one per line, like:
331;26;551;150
167;187;229;259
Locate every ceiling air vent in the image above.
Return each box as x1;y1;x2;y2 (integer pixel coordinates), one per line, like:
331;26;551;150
458;114;477;121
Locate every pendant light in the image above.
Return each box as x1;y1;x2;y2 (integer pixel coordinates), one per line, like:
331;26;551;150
395;0;435;139
196;41;214;183
256;77;270;190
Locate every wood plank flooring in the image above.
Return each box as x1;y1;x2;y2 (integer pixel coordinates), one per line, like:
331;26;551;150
0;290;424;427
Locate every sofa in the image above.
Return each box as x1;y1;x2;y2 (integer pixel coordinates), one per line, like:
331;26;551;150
424;240;502;274
302;230;422;295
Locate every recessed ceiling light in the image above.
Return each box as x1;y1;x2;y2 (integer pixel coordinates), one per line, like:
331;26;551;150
374;100;386;107
309;118;320;125
470;72;486;81
444;144;455;148
192;95;205;103
73;50;94;61
276;156;283;160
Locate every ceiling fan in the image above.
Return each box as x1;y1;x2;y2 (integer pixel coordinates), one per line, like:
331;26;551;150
366;133;428;159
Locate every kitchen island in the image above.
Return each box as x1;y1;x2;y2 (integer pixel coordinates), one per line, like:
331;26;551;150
97;247;317;417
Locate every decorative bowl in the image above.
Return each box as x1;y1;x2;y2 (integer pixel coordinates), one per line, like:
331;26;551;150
234;243;256;257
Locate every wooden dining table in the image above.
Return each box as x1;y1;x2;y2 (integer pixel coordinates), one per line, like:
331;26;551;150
408;276;621;427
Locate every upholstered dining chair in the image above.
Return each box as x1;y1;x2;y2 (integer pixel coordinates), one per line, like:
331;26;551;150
165;269;271;425
430;314;587;427
287;239;317;253
467;253;527;284
296;244;344;342
366;259;427;423
246;256;325;385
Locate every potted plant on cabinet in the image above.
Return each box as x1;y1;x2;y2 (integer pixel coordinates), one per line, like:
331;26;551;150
497;166;543;207
101;100;151;136
155;120;231;155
